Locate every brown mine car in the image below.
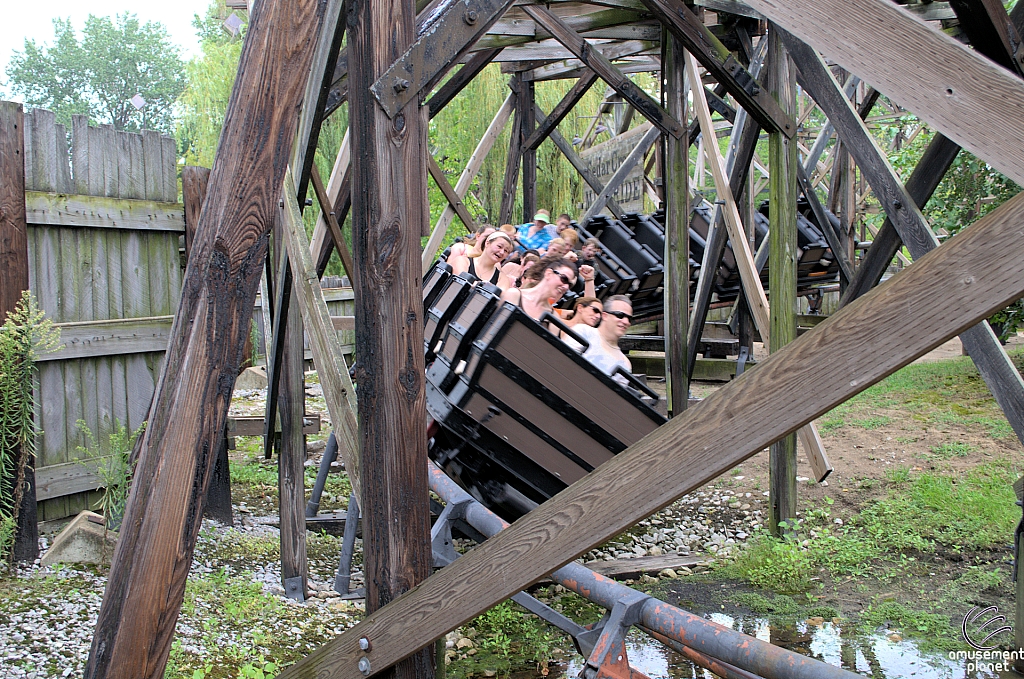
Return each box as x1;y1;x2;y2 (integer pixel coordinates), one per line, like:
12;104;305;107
423;263;665;522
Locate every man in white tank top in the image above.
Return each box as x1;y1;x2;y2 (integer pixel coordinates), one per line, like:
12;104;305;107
570;295;633;385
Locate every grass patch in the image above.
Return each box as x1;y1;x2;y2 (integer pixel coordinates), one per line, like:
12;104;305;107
818;417;845;433
730;592;799;615
858;462;1018;550
446;600;561;676
851;415;891;429
861;601;962;651
929;441;973;458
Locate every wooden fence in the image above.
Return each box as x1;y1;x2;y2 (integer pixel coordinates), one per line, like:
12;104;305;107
24;109;183;521
22;108;356;521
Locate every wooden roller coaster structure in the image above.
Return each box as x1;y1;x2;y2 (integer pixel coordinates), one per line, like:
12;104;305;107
22;0;1020;676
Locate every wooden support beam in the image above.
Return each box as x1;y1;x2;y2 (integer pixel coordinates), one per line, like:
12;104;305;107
348;0;434;672
276;211;309;602
639;0;795;138
845;0;1024;302
742;0;1024;187
84;0;333;673
686;102;760;380
579;126;660;225
499;77;523;226
264;247;293;459
685;52;771;343
371;0;519;118
292;0;347;203
538;104;624;217
524;70;599;151
767;27;799;535
948;0;1024;77
661;33;689;416
521;79;537;222
281;170;361;501
0;100;37;563
427;49;503;120
310;162;355;278
276;182;1024;679
181;167;211;263
841;134;959;301
422;94;514;272
310;130;351;269
785;32;1024;449
522;4;685;139
428;155;476;233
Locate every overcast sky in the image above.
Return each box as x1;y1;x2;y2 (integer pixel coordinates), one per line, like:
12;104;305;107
0;0;213;97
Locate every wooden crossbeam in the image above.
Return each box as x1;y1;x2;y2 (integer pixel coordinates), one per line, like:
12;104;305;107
743;0;1024;187
371;0;519;118
522;4;685;139
309;163;354;278
427;48;503;119
280;168;361;499
844;0;1024;301
948;0;1024;77
524;70;599;150
640;0;795;138
277;178;1024;679
310;131;350;274
428;154;477;232
422;93;514;271
689;49;831;481
795;164;855;282
786;33;1024;449
83;0;334;673
499;76;523;225
686;52;770;343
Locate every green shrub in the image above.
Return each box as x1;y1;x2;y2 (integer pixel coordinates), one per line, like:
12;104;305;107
75;419;145;530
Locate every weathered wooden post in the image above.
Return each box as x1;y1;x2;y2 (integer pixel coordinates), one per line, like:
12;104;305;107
348;0;434;672
0;100;38;562
767;26;799;536
661;34;689;416
521;78;537;222
83;0;334;674
276;217;308;601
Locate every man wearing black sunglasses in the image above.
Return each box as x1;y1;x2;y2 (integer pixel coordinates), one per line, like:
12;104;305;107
570;295;634;385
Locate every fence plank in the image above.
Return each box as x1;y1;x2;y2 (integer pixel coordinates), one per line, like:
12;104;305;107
72;115;90;195
30;109;58;192
25;191;185;232
101;125;118;198
55;123;72;193
161;136;177;202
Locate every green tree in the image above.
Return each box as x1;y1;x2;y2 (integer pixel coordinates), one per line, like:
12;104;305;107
6;13;185;133
176;1;247;166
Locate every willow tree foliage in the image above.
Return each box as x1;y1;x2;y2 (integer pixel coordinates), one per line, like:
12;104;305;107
6;14;185;133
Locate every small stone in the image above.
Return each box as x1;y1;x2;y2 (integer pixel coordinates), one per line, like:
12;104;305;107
467;648;477;656
659;568;677;578
483;671;497;677
806;617;825;626
456;637;474;649
888;633;902;642
649;546;663;556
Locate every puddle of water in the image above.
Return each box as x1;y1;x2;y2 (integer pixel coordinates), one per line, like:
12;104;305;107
562;612;1017;679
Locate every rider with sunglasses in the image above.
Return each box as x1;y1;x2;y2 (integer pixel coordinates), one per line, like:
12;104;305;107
501;257;578;329
570;295;634;385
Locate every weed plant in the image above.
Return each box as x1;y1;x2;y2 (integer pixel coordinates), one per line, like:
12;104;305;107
74;419;145;530
0;292;58;560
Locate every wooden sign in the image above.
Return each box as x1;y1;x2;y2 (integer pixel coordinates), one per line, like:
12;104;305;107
580;122;651;214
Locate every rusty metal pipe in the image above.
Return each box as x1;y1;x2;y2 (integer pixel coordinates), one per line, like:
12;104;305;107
427;462;860;679
643;628;764;679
